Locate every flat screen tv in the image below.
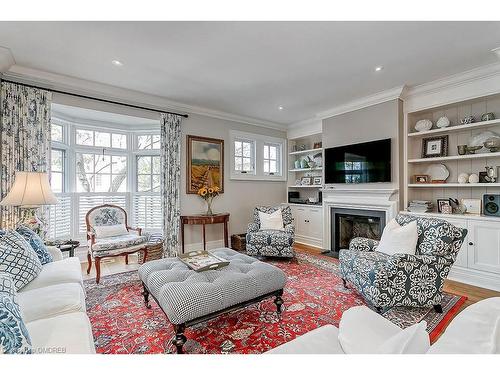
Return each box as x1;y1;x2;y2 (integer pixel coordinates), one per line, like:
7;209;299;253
325;138;391;184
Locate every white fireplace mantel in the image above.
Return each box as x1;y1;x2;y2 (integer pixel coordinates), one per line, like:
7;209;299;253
322;187;399;251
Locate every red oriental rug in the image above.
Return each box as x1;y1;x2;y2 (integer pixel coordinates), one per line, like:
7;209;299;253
84;252;466;354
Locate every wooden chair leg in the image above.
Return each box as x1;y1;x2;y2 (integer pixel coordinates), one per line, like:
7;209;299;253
95;257;101;284
125;254;129;265
86;253;92;274
142;248;148;263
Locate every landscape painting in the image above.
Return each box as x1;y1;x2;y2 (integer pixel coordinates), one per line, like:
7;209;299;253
186;135;224;194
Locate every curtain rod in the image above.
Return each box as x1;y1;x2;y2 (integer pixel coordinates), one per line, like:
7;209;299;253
0;78;189;118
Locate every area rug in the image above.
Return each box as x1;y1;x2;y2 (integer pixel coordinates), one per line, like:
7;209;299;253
84;252;466;354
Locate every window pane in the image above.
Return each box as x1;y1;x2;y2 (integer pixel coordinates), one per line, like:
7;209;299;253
270;160;277;173
137;156;151;174
235;157;242;171
152;156;160;174
76;153;94;173
152;175;160;192
51;124;63;142
111;175;127;192
270;146;277;160
137;135;151;150
76;129;93;146
264;160;269;173
152;135;160;149
112;156;127;174
112;133;127;149
243;157;252;171
95;174;111;192
51;150;63;172
138;175;151;192
51;172;63;193
242;142;251;157
235;141;242;156
95;155;111;173
95;132;111;147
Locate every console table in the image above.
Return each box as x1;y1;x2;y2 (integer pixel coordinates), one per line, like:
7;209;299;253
180;213;230;253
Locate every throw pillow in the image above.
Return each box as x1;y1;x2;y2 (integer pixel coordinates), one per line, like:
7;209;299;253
258;209;284;230
16;225;53;265
0;229;5;238
0;231;43;291
377;321;430;354
0;272;32;354
94;223;129;239
376;219;418;256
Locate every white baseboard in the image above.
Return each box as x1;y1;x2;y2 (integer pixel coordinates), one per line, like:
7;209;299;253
294;235;323;249
449;266;500;292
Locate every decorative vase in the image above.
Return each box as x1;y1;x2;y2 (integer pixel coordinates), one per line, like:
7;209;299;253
436;116;450;128
205;198;213;215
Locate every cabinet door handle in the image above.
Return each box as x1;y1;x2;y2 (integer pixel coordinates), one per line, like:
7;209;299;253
468;242;474;246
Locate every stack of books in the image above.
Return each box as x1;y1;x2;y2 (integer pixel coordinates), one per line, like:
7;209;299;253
407;200;434;213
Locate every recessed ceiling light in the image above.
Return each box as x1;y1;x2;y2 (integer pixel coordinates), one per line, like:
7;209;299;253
278;106;284;111
375;66;383;72
112;60;123;66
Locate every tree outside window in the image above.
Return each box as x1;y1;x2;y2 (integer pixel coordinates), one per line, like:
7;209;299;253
137;155;160;192
76;153;127;192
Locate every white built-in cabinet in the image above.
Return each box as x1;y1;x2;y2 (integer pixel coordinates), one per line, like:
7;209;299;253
288;204;323;248
408;212;500;291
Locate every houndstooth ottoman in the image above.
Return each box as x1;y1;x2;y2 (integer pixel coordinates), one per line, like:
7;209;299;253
138;247;287;353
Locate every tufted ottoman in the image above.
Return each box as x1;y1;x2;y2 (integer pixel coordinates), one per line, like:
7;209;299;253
138;248;287;353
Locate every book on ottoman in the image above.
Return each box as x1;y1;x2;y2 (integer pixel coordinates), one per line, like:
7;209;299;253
178;250;229;272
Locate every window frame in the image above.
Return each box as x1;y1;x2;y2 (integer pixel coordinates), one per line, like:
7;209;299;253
263;142;282;176
229;130;286;181
233;137;256;175
50;148;66;193
136;154;161;193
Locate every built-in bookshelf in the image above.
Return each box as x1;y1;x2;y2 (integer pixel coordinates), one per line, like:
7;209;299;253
405;92;500;213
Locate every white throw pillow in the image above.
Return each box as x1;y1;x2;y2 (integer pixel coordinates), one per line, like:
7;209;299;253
94;224;129;239
377;321;430;354
259;209;284;230
376;219;418;256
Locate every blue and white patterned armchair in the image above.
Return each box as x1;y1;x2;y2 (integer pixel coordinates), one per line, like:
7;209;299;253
340;214;467;313
246;206;295;258
86;204;148;283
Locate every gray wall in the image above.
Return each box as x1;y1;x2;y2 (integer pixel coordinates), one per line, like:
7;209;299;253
180;114;287;247
322;99;403;205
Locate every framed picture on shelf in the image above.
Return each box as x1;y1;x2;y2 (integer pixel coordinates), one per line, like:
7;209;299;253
437;199;451;213
461;198;482;215
413;175;429;183
313;176;322;186
422;135;448;158
186;135;224;194
300;176;312;185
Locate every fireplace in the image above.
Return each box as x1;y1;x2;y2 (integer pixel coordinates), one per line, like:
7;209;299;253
328;207;386;257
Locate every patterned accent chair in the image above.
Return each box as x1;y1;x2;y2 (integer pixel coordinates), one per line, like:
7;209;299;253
246;206;295;258
339;214;467;313
86;204;148;283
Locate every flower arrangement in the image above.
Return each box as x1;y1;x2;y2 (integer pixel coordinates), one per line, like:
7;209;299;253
197;185;220;215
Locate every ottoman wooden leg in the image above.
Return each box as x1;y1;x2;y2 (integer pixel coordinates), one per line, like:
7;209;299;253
142;282;151;309
172;324;187;354
274;290;284;315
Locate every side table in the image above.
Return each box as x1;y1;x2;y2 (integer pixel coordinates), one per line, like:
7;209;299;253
180;213;230;253
46;240;80;257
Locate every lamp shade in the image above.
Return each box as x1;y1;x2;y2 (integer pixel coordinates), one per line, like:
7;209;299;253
0;172;58;207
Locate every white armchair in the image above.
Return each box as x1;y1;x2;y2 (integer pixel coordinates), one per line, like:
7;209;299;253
86;204;148;283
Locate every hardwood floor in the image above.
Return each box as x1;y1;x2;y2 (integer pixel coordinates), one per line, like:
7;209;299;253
293;242;500;312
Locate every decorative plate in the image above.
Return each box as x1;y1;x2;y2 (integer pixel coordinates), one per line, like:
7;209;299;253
425;163;450;182
415;119;433;132
436;116;450;128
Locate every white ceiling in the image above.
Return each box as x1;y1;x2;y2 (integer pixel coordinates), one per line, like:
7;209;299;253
1;21;500;125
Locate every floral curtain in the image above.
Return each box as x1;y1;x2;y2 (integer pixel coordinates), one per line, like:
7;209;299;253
160;113;183;257
0;81;52;229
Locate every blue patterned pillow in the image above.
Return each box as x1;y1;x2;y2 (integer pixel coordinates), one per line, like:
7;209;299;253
0;229;5;238
0;231;42;291
16;226;53;264
0;272;32;354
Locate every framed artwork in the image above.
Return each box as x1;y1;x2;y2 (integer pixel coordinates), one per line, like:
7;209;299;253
313;176;322;185
414;175;429;183
300;176;312;185
461;198;482;215
186;135;224;194
422;135;448;158
437;199;451;213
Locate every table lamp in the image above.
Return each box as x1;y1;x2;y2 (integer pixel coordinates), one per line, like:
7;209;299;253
0;171;58;236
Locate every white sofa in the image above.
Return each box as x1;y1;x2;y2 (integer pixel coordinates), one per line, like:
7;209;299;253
17;246;95;354
268;297;500;354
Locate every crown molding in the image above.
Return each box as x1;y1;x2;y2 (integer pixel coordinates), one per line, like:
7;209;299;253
0;47;15;73
404;62;500;113
3;65;287;131
316;85;406;120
